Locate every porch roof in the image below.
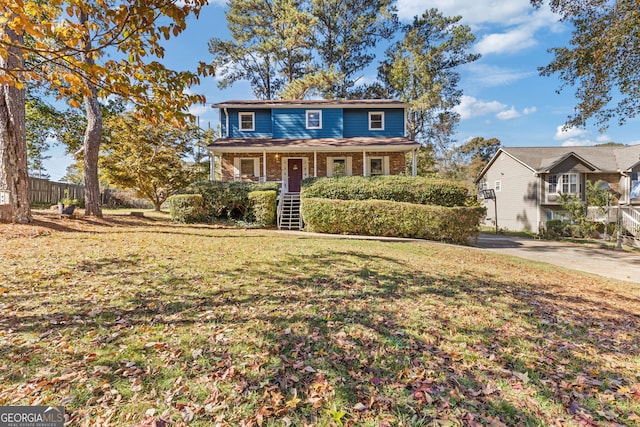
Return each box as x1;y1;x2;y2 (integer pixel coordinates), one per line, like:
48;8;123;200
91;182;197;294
208;137;420;153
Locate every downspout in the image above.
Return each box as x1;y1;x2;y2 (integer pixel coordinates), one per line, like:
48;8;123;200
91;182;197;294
223;108;229;137
536;173;541;233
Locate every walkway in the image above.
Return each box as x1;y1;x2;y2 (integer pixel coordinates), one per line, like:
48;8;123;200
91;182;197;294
476;234;640;283
278;230;640;283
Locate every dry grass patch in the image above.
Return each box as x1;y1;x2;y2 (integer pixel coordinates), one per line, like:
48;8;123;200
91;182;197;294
0;211;639;426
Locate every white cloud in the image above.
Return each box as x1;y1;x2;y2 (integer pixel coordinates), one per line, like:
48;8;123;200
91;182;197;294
465;63;536;87
475;27;538;55
396;1;565;56
495;105;537;120
455;96;537;121
395;0;531;25
454;95;506;120
496;107;521;120
554;125;588;141
189;104;211;117
553;125;604;146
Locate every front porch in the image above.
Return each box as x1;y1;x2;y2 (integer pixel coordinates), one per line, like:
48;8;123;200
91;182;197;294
208;137;420;188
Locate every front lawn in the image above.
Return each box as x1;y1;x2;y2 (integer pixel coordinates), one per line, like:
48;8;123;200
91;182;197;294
0;212;638;426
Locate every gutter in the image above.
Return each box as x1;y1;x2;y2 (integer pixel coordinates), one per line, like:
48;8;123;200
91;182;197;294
223;108;229;137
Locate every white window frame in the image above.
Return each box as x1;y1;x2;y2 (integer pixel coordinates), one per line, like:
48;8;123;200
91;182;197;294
559;173;579;194
368;111;385;130
234;157;260;180
306;110;322;129
238;112;255;131
495;180;501;192
326;156;352;177
368;156;389;176
548;175;558;194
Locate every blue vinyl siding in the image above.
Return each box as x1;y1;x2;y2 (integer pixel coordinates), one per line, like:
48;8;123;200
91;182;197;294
226;109;272;138
273;108;343;138
343;109;405;137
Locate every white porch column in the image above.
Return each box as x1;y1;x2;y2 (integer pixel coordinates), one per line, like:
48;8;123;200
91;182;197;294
209;151;216;181
263;150;267;182
363;150;368;177
412;149;417;176
313;150;317;177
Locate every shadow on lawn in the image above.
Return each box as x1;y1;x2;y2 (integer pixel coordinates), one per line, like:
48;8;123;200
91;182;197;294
1;247;639;425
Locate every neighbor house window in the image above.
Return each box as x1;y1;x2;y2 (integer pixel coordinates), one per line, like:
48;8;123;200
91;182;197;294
239;112;255;131
495;180;501;192
306;110;322;129
368;112;384;130
631;172;640;199
560;173;578;194
548;175;558;193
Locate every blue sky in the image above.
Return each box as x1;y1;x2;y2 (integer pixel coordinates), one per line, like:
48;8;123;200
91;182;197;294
45;0;640;180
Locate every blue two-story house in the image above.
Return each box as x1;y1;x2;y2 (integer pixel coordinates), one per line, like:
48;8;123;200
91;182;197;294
208;99;420;192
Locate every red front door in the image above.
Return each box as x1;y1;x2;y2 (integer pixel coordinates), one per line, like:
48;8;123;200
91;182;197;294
288;159;303;192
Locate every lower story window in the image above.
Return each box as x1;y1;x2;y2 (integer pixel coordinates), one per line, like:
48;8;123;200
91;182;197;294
327;156;352;177
234;157;259;179
370;158;383;176
368;156;389;176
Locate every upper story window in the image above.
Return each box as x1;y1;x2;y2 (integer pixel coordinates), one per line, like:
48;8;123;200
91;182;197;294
548;175;558;193
306;110;322;129
495;180;502;192
368;112;384;130
560;173;578;194
239;112;255;131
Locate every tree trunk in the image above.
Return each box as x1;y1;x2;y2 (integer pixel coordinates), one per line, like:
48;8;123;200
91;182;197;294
80;11;103;218
0;22;31;223
83;90;103;218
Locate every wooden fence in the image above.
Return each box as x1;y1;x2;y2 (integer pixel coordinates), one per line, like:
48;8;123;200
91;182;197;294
28;177;85;205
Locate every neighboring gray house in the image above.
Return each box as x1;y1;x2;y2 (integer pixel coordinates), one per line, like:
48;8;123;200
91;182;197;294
475;145;640;235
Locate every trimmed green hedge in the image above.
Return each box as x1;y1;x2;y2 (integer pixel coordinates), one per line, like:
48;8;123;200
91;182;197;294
301;176;472;207
167;194;205;223
248;190;277;226
301;198;485;245
181;181;279;221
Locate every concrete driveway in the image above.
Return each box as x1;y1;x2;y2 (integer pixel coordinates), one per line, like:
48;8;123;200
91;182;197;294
477;234;640;283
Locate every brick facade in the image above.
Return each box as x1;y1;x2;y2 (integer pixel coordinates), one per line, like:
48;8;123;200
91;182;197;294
220;152;408;182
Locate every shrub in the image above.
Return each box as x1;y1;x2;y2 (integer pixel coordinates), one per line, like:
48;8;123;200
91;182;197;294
167;194;204;223
248;190;277;226
182;181;279;221
542;219;585;239
301;176;473;207
301;198;486;245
